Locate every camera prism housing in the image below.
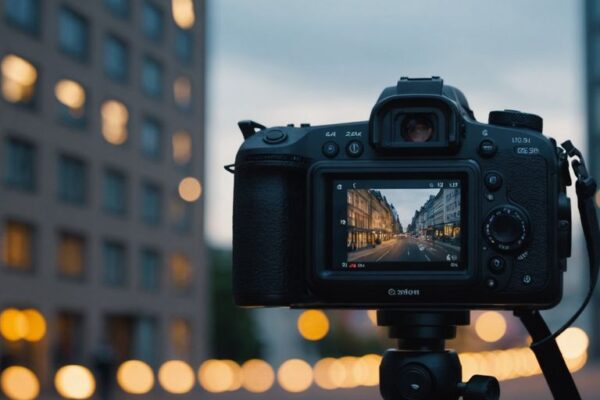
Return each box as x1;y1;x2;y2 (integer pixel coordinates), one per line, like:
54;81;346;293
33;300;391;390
231;77;572;310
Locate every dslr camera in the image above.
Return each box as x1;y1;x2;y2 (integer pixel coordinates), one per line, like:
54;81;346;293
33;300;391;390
231;77;572;310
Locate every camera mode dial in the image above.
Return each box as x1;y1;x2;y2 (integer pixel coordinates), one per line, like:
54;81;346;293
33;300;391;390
484;206;530;252
488;110;543;133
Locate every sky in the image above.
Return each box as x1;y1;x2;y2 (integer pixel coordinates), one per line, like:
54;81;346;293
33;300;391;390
205;0;584;248
378;188;440;229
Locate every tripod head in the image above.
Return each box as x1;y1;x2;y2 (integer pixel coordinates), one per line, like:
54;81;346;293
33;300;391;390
377;310;499;400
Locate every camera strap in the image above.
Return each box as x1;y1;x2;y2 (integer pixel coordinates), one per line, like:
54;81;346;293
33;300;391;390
515;140;599;400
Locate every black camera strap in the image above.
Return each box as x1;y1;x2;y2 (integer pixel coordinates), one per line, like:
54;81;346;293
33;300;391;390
515;140;599;400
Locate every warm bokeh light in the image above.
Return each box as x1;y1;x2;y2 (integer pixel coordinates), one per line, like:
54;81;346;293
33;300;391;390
0;309;28;341
241;359;275;393
198;360;234;393
556;327;589;359
116;360;154;395
178;177;202;202
172;130;192;164
101;100;128;145
222;360;243;391
595;189;600;208
172;0;195;29
1;54;37;103
367;310;377;326
22;309;46;342
55;79;86;111
169;253;192;288
474;311;507;343
338;356;360;388
313;358;346;390
1;366;40;400
158;360;195;394
174;76;192;107
55;365;96;399
277;359;313;393
360;354;381;386
297;310;330;341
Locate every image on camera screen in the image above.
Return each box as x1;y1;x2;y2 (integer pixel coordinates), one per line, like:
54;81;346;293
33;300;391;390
346;185;461;266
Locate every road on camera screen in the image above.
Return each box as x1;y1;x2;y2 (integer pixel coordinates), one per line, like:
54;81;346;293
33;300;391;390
348;236;459;263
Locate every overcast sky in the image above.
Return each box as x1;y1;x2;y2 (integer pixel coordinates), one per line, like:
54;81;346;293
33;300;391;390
205;0;584;248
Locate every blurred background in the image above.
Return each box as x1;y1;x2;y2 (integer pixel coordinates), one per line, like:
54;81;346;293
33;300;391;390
0;0;599;398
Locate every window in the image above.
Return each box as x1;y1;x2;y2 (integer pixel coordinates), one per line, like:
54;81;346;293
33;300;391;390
171;198;192;233
104;0;130;19
5;0;40;35
104;35;129;82
169;253;192;291
56;312;84;365
1;54;38;105
142;2;164;41
141;182;162;225
141;57;163;98
2;220;34;270
175;28;192;64
141;117;162;159
103;169;127;215
169;318;191;358
58;155;86;205
172;130;192;165
58;7;89;61
133;317;158;365
57;232;85;279
103;241;127;286
173;76;192;110
55;79;87;127
101;99;129;145
4;137;35;192
140;249;160;291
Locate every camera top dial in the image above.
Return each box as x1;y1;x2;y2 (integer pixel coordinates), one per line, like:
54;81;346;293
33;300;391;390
484;206;530;253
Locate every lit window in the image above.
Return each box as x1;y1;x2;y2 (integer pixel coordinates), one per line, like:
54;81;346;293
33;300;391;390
141;182;162;226
2;221;33;270
140;248;160;292
57;232;85;279
171;0;195;29
58;7;89;61
55;79;87;127
173;76;191;109
141;117;162;160
5;0;40;35
143;1;164;41
58;155;87;205
1;54;37;104
103;241;127;286
101;99;129;145
104;0;130;19
169;253;192;290
169;318;191;358
104;35;129;82
103;169;127;215
172;130;191;165
4;137;35;192
175;29;192;64
141;56;163;98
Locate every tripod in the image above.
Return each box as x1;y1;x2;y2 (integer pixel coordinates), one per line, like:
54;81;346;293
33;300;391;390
377;310;499;400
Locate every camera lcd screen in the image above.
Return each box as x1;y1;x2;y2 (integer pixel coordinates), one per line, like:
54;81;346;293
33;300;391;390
331;177;467;272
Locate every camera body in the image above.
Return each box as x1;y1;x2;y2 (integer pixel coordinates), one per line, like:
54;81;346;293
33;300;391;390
231;77;572;310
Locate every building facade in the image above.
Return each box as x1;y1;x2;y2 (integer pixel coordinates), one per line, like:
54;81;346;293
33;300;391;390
408;189;460;241
0;0;205;395
347;189;400;251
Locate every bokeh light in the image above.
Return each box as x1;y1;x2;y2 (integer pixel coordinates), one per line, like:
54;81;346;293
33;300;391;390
55;79;86;112
313;358;345;390
1;366;39;400
116;360;154;395
297;310;330;341
1;54;37;103
54;365;96;399
101;100;128;145
172;0;195;29
360;354;381;386
22;309;46;342
158;360;195;394
178;177;202;202
222;360;243;391
277;359;313;393
174;76;192;108
556;327;589;359
198;359;234;393
0;309;28;341
241;359;274;393
474;311;507;343
367;310;377;326
172;130;192;164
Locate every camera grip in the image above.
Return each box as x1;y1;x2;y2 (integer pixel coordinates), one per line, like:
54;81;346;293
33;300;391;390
232;158;307;306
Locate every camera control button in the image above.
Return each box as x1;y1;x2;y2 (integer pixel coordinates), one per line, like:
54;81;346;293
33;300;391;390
485;278;498;289
263;130;287;144
346;140;364;157
322;141;339;158
522;274;533;285
478;140;497;158
484;173;503;191
488;256;505;274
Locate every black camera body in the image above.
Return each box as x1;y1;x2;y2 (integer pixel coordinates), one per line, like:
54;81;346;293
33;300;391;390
231;77;572;310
